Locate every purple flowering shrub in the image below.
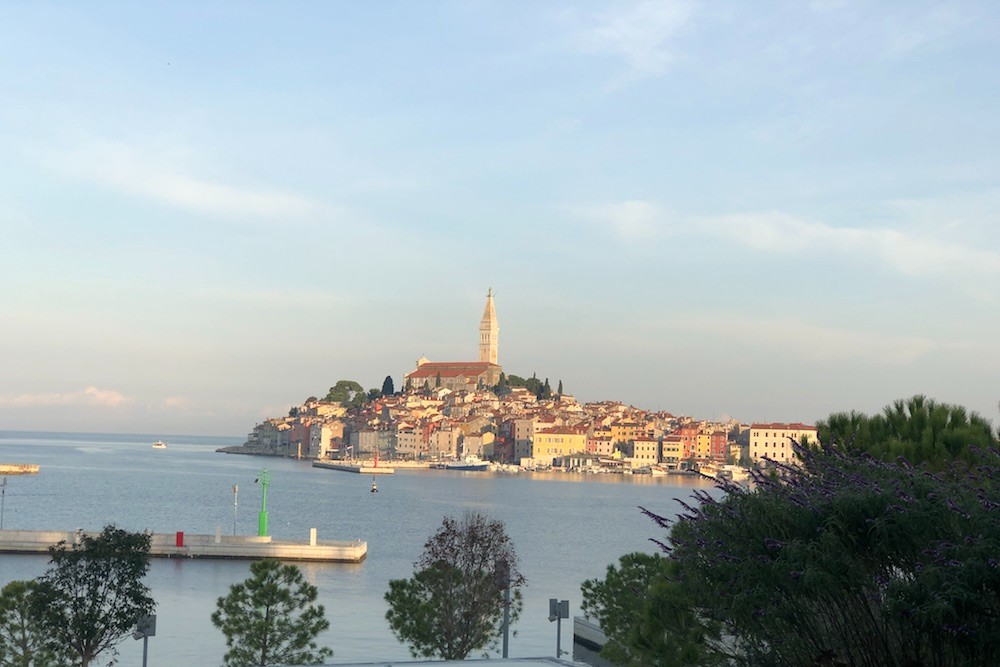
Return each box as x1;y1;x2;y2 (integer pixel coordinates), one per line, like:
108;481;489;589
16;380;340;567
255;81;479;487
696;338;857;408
646;442;1000;666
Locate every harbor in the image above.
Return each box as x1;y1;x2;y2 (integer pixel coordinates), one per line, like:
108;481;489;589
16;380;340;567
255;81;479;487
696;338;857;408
0;528;367;562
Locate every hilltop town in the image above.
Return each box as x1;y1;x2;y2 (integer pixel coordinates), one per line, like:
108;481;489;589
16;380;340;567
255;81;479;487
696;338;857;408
228;291;817;474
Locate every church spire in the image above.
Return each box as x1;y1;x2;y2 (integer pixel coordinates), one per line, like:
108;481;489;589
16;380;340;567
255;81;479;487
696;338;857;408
479;288;499;365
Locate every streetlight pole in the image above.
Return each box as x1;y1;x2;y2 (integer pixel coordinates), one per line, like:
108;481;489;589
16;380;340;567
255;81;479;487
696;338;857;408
232;484;238;535
0;477;6;530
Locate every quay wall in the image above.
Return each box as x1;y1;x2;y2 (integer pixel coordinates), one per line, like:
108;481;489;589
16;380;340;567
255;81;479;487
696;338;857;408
0;529;366;563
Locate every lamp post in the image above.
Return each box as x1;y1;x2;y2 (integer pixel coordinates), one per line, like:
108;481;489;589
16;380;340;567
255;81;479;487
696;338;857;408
0;477;6;530
232;483;238;535
548;598;569;658
495;563;511;658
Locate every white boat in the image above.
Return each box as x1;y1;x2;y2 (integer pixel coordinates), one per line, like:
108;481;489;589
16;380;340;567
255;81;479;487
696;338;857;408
152;441;167;449
444;455;489;471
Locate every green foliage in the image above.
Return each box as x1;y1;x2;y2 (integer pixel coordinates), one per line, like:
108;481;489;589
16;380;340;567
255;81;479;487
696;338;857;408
818;394;997;467
323;380;366;408
503;373;549;398
211;559;332;667
557;379;563;395
0;580;62;667
32;526;155;667
581;554;716;667
435;371;441;388
381;375;395;396
385;512;525;660
632;443;1000;666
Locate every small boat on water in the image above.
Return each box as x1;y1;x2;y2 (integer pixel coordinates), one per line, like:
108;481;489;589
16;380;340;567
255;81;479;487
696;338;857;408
444;455;489;471
152;441;167;449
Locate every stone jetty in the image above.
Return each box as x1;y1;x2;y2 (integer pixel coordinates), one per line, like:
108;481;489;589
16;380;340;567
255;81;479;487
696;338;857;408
0;528;366;562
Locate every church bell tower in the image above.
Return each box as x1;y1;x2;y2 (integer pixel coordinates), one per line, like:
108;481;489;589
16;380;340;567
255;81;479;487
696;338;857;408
479;288;499;365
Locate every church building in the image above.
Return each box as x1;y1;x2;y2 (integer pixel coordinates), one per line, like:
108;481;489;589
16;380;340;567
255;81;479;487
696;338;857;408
404;290;503;392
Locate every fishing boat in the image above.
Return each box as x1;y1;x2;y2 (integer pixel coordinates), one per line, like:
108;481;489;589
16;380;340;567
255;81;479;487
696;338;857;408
444;455;489;471
152;441;167;449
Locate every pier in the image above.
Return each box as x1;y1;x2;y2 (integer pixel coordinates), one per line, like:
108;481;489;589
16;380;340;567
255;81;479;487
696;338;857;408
0;528;366;563
312;460;396;474
0;464;39;475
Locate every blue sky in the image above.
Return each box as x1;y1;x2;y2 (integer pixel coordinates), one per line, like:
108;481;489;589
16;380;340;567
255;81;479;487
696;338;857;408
1;1;997;436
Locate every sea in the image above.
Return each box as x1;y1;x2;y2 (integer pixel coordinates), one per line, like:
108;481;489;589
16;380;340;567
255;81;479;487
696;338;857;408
0;430;719;666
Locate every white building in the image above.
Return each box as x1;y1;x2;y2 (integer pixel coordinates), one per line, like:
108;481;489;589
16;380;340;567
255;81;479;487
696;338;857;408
749;422;819;464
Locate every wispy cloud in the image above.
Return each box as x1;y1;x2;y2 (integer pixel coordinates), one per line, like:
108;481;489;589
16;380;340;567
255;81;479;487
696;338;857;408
570;0;695;84
572;200;662;240
51;141;321;219
0;386;133;408
674;316;938;366
700;212;1000;281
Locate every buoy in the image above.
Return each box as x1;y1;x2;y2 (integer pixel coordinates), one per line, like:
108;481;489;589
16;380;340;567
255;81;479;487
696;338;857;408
371;476;378;493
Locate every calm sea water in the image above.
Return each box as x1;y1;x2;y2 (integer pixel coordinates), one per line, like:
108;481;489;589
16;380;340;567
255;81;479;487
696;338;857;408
0;431;717;666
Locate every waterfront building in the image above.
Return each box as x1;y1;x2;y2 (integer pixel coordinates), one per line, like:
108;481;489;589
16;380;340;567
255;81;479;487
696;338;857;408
749;422;819;464
630;437;661;469
532;426;587;466
428;427;460;459
662;434;683;468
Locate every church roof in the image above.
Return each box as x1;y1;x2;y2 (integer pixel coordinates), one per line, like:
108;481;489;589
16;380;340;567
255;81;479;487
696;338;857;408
406;361;501;380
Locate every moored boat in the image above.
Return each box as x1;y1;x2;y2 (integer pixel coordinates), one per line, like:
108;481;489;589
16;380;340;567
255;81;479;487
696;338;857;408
152;441;167;449
444;455;489;471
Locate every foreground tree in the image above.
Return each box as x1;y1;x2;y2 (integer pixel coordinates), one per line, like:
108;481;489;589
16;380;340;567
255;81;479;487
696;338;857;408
582;554;715;667
818;394;997;467
32;526;155;667
592;438;1000;666
211;559;332;666
385;512;525;660
0;580;62;667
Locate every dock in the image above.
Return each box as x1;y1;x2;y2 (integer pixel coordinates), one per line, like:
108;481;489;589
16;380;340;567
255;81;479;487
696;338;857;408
312;461;395;474
0;464;40;475
0;528;366;563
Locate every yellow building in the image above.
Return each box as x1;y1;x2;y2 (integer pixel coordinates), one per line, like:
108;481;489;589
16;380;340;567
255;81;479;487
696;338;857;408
532;427;587;466
696;432;712;460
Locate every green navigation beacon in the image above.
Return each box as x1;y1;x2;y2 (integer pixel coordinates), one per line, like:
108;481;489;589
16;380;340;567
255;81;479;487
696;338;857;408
255;469;270;536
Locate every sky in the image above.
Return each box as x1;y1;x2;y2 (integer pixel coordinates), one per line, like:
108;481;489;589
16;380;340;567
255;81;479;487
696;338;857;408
1;1;998;437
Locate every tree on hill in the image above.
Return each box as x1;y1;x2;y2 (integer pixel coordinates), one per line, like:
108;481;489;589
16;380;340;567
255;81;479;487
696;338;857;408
381;375;395;396
584;435;1000;666
32;526;155;667
557;379;563;395
324;380;365;407
212;559;332;667
385;512;525;660
818;394;997;467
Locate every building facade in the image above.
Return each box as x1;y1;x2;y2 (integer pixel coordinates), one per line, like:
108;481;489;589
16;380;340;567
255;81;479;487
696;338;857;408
749;422;819;464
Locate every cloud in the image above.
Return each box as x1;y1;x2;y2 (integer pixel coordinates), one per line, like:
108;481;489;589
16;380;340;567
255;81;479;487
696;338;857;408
674;316;938;366
572;0;695;82
700;212;1000;281
51;141;320;219
0;386;133;408
570;199;662;240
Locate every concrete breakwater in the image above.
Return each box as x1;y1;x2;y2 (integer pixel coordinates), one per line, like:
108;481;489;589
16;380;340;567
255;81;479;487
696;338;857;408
0;529;366;563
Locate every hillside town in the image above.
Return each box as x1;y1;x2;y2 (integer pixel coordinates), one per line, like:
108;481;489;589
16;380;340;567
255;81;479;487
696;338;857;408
229;291;818;475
